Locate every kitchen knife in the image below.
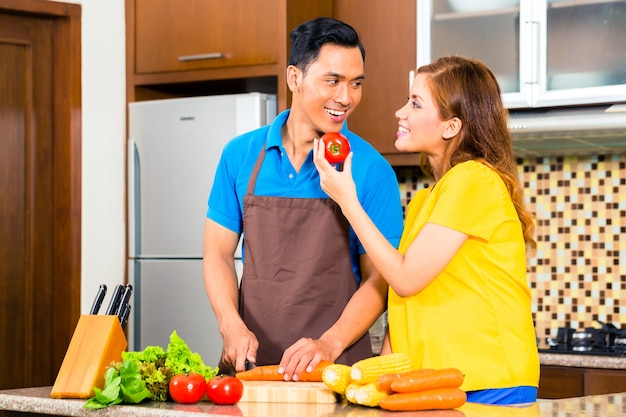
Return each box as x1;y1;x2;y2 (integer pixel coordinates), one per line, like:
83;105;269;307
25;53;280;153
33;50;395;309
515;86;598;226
104;284;124;316
120;304;131;330
116;284;133;322
89;284;107;315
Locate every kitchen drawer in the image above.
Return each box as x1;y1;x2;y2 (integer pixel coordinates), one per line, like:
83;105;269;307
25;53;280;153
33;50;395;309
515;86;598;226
538;365;584;399
134;0;279;74
584;368;626;396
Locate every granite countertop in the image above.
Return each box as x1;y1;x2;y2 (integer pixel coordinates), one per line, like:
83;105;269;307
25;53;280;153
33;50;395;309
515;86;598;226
2;386;626;417
538;352;626;369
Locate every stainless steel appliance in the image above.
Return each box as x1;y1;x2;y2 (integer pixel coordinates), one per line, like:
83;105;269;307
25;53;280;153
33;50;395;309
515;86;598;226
127;93;277;365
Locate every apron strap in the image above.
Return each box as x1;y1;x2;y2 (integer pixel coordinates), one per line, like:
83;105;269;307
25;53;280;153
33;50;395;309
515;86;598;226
246;144;267;196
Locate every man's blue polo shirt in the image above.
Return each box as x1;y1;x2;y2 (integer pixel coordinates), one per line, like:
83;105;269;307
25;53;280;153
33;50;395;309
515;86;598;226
207;110;403;282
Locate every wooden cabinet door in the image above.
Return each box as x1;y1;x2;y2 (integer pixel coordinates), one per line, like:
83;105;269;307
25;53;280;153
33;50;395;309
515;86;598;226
538;366;584;399
585;369;626;396
334;0;417;164
134;0;280;74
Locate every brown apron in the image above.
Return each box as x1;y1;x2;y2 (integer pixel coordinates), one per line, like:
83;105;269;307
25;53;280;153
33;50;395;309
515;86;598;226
239;144;372;366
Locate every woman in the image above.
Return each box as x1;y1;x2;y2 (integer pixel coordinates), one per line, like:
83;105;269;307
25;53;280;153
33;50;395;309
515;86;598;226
313;55;539;405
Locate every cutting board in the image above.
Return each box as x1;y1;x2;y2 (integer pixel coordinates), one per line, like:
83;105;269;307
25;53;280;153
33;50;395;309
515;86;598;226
239;381;338;403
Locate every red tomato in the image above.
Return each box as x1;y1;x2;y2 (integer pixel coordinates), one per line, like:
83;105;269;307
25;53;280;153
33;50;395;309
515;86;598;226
169;373;207;404
206;375;244;405
322;132;351;164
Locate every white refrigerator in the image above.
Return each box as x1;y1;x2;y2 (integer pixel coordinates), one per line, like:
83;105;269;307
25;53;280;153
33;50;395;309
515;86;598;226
127;93;277;366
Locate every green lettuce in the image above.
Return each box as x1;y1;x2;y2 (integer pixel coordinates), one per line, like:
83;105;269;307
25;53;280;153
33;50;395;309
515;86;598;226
83;330;218;409
166;330;219;380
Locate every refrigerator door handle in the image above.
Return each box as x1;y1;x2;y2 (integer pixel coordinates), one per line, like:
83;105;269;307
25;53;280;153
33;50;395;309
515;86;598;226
128;138;141;257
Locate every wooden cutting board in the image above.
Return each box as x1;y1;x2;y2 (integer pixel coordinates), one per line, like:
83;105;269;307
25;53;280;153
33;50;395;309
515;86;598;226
239;381;338;403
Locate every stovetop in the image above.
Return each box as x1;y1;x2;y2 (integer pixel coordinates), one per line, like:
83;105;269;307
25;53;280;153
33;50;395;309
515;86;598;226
538;345;626;357
540;322;626;357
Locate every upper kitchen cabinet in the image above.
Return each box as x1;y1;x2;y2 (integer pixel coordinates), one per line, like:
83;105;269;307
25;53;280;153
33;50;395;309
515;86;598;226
418;0;626;109
126;0;333;109
134;0;278;74
335;0;417;165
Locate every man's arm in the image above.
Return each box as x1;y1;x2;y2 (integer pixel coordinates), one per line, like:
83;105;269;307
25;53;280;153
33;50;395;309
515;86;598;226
279;254;387;380
202;218;258;372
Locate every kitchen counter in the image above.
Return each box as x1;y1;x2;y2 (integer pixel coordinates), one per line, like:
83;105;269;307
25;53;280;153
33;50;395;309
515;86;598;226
539;351;626;369
2;386;626;417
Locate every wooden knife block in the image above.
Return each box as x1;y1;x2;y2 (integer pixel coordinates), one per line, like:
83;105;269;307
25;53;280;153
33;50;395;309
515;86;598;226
51;315;127;399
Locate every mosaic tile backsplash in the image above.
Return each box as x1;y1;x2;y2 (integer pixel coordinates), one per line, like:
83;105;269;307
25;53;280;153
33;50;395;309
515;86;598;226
394;153;626;345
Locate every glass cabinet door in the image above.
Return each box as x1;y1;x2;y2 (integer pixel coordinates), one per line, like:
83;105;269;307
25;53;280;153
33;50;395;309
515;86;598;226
418;0;529;107
418;0;626;108
537;0;626;106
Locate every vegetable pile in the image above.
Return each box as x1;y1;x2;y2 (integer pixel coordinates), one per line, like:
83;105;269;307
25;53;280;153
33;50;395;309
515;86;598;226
321;352;467;411
84;330;219;409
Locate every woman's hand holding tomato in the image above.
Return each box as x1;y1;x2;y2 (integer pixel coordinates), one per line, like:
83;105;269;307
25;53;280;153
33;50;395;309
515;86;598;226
206;375;244;405
169;373;207;404
321;132;351;164
313;136;358;211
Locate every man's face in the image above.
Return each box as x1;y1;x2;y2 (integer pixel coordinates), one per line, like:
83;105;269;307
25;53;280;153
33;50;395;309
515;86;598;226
291;44;364;134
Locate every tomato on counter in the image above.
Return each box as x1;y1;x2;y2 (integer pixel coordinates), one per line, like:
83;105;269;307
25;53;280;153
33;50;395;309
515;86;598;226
169;373;207;404
206;375;244;405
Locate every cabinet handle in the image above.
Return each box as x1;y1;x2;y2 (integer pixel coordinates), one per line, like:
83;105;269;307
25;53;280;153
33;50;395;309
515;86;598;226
178;53;226;62
525;20;540;85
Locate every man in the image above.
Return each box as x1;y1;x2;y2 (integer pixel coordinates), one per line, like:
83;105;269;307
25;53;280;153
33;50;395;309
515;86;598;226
202;17;403;380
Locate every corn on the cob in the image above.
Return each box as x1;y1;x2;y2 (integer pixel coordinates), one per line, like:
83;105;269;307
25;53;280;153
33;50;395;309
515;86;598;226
350;353;412;385
345;382;388;407
345;382;358;404
322;363;352;395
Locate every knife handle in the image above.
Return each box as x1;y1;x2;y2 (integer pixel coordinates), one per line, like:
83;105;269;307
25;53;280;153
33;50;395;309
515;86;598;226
120;304;131;330
104;284;124;315
116;284;133;321
89;284;107;315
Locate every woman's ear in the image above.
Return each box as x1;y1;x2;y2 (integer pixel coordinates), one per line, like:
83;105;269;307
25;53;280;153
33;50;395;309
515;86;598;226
443;117;462;139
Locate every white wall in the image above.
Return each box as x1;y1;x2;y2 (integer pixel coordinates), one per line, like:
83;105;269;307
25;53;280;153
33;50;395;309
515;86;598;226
50;0;127;313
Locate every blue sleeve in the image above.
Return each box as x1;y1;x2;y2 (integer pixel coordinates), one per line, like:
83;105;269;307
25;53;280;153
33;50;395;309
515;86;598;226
357;160;404;254
207;139;244;234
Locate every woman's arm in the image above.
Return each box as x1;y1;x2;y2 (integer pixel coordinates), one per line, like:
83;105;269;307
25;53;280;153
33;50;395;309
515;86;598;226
313;139;467;297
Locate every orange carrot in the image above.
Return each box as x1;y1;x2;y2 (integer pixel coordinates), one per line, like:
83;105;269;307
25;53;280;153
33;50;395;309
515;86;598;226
235;360;333;381
380;409;465;417
377;368;438;393
390;368;464;393
378;387;467;411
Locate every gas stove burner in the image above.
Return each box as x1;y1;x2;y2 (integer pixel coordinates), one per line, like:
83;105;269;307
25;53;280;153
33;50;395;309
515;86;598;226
541;321;626;357
613;336;626;348
571;331;595;350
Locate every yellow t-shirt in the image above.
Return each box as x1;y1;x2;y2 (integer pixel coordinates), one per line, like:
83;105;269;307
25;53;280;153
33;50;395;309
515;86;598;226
388;160;539;391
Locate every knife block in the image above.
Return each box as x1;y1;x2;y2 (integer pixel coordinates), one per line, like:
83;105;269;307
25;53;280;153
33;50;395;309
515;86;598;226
51;315;127;399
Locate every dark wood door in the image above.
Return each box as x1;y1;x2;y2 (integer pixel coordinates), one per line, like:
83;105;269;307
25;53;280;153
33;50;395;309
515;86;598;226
0;0;81;390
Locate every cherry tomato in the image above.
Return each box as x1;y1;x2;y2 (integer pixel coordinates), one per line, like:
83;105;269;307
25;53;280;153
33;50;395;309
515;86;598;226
169;373;207;404
206;375;244;405
322;132;351;164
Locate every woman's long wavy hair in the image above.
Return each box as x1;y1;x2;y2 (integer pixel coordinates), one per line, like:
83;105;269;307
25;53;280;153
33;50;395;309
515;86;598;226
417;56;536;251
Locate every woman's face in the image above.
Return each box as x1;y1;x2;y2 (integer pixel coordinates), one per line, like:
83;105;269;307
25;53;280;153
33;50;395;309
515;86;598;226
394;73;449;155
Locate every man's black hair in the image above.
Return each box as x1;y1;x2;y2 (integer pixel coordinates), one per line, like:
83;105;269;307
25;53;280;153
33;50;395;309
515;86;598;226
288;17;365;72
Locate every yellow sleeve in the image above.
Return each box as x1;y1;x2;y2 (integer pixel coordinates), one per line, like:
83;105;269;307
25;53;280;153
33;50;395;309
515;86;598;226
427;161;516;242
